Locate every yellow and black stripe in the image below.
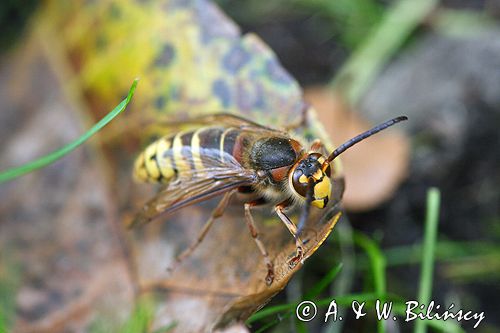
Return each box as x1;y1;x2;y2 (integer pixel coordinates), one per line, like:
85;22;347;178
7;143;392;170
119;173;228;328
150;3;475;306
133;134;177;183
133;126;250;184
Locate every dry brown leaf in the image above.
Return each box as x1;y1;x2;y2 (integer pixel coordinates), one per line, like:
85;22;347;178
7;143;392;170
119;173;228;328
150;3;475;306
304;86;410;211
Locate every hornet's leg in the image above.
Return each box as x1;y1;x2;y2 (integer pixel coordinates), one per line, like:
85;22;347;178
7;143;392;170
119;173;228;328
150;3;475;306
244;200;275;286
168;190;235;273
275;202;305;269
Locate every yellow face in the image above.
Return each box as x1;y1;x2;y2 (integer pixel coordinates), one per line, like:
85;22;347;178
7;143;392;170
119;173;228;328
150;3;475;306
291;153;332;209
311;172;331;208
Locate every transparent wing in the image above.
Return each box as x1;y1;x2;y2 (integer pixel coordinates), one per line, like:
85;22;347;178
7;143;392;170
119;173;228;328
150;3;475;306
130;149;258;227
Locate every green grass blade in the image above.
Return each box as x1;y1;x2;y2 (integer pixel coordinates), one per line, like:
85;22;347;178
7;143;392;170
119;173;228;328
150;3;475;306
247;304;295;323
414;188;441;333
330;0;438;104
151;322;177;333
353;232;386;296
353;231;386;333
120;296;155;333
254;312;292;333
304;263;343;300
315;292;388;307
0;79;139;184
0;256;20;333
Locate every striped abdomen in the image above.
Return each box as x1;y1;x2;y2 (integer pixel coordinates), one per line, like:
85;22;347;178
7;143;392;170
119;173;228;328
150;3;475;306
133;126;251;183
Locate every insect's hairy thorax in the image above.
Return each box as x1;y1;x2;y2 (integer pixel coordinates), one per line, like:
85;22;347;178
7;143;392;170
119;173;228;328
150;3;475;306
248;136;299;170
245;134;305;205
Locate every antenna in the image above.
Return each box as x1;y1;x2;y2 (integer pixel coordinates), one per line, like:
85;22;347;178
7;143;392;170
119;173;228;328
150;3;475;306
325;116;408;165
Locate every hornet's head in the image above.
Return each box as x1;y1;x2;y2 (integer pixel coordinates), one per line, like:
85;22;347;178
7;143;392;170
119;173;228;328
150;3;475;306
289;115;409;210
289;153;332;209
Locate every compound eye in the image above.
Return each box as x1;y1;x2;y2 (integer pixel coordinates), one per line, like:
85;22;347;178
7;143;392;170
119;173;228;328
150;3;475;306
291;169;309;197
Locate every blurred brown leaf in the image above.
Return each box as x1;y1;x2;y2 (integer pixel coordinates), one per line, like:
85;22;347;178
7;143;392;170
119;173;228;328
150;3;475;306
0;39;134;333
304;86;409;211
